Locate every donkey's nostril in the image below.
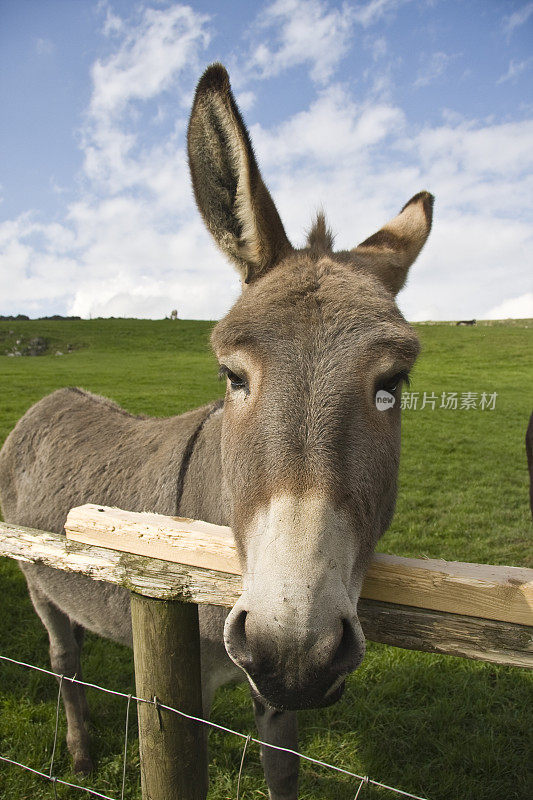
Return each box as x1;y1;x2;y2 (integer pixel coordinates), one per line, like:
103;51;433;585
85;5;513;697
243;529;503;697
331;617;361;675
233;609;247;643
224;608;252;670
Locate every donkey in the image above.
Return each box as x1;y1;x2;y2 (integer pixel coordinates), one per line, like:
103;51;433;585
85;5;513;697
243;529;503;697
0;64;433;800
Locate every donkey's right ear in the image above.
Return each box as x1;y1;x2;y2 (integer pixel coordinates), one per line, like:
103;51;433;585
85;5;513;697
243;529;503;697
187;64;292;284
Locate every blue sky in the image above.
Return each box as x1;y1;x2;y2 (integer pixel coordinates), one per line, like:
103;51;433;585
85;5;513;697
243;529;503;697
0;0;531;320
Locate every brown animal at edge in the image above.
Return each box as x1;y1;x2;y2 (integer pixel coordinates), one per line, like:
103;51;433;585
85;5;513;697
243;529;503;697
0;64;434;800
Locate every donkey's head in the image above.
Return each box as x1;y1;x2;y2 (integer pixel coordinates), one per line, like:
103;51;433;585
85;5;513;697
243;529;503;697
188;65;432;711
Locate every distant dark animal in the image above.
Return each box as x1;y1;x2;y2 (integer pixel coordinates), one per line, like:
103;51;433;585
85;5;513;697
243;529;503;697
526;412;533;518
456;319;476;326
0;64;434;800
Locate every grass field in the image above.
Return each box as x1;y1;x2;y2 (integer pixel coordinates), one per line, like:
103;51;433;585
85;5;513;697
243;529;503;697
0;318;531;800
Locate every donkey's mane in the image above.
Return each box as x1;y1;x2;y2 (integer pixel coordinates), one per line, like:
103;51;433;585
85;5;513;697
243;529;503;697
306;212;334;259
66;386;148;419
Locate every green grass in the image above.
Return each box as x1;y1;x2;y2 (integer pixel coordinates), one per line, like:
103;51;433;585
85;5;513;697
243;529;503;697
0;318;531;800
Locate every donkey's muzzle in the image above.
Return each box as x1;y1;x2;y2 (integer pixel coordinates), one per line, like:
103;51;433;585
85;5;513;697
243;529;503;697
224;607;365;710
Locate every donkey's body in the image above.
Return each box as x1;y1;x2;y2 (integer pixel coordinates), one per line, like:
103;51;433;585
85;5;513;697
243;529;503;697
0;390;245;762
0;388;230;653
0;64;433;800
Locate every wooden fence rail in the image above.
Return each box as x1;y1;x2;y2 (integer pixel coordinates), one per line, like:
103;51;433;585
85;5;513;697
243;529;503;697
1;504;532;800
1;504;530;667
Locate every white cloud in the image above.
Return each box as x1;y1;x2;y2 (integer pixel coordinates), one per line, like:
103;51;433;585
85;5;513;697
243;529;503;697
90;5;210;120
405;119;533;182
0;200;240;321
61;185;242;319
497;57;532;84
388;120;532;319
35;38;54;56
503;2;533;40
99;0;124;37
235;90;256;112
352;0;411;28
414;52;454;88
398;214;531;321
81;4;211;201
251;84;405;169
368;35;387;61
246;0;355;83
0;215;78;314
485;293;533;319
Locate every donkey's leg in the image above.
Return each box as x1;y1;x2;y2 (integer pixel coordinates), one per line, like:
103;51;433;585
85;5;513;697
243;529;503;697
27;583;92;773
252;697;299;800
72;623;90;723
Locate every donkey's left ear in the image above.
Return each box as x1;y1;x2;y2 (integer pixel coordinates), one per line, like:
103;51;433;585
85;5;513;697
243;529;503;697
353;191;434;295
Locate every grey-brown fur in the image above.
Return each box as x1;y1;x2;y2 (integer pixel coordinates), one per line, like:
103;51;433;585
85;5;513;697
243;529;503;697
306;212;335;257
0;63;433;800
187;63;292;283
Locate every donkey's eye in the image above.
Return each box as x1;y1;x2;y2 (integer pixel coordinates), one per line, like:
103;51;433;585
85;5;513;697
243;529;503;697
379;371;411;394
219;365;249;392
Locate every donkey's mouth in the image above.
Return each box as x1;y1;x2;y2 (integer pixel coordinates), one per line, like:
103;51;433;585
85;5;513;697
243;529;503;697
249;678;346;711
310;679;346;709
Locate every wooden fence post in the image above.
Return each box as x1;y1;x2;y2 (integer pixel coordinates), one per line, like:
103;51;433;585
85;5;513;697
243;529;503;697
131;593;207;800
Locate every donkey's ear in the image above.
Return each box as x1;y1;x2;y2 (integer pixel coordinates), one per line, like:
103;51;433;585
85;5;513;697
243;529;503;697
187;64;292;284
353;191;434;295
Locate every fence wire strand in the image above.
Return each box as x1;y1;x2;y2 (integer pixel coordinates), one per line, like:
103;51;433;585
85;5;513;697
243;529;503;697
0;755;116;800
121;694;132;800
0;653;429;800
354;776;369;799
236;734;251;800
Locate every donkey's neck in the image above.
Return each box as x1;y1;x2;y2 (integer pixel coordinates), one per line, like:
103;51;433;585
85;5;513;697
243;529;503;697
177;403;227;527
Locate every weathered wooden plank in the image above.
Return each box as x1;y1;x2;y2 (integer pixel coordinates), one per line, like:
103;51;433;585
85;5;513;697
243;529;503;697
0;520;532;669
66;504;238;574
358;600;533;669
364;552;533;627
0;520;242;605
65;504;533;627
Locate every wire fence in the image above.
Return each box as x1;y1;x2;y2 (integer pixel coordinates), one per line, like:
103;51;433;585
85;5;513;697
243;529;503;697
0;653;429;800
